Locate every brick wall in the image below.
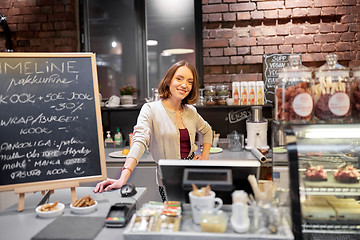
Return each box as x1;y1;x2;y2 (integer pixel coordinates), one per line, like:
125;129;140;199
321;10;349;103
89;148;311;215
0;0;78;52
0;0;359;86
202;0;360;86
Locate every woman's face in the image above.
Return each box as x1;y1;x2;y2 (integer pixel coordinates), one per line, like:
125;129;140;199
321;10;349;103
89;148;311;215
168;66;194;102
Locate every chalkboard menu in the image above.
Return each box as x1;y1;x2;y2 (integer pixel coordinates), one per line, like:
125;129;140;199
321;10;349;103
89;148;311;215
0;53;106;191
263;53;301;104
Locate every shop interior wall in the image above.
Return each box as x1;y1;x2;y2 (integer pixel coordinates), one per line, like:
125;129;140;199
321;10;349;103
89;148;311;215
202;0;360;88
0;1;358;79
0;0;359;209
102;106;273;145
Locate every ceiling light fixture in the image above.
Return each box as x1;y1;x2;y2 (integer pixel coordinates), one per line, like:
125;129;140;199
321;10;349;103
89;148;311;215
147;40;158;46
161;48;194;55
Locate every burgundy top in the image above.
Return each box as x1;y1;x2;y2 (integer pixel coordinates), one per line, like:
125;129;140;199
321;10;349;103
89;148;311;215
179;128;191;159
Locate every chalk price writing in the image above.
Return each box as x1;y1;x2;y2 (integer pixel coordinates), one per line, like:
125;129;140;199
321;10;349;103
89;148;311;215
1;91;92;104
1;140;91;180
20;127;52;135
51;102;84;113
0;93;35;104
2;156;88;171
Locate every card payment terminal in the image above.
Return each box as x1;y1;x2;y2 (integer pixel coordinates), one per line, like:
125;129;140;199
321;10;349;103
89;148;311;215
105;203;136;228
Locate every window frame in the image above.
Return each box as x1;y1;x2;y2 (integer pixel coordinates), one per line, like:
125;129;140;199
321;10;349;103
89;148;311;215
79;0;203;101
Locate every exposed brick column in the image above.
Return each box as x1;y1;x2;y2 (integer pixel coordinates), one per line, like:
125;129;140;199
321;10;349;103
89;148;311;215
0;0;78;52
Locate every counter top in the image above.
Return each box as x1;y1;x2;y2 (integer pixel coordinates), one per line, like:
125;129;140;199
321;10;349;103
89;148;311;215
124;204;294;240
0;187;293;240
105;147;270;164
0;187;146;240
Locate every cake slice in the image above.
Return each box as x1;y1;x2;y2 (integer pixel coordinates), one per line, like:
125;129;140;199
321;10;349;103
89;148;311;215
302;205;336;221
304;165;328;181
335;207;360;221
334;164;360;183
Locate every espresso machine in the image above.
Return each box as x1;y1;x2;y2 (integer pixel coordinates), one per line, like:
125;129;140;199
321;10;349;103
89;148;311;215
245;106;269;150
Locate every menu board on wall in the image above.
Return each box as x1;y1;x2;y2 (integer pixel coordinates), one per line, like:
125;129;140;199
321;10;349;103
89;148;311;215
263;53;301;104
0;53;106;191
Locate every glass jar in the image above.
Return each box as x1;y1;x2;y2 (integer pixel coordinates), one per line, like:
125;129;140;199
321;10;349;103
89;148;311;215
216;84;229;96
216;95;228;105
196;88;205;106
275;54;313;122
353;66;360;120
204;85;216;96
205;95;217;106
227;131;244;152
313;54;351;122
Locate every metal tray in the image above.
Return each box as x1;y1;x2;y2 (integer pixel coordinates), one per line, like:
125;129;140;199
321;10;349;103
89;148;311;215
123;205;294;240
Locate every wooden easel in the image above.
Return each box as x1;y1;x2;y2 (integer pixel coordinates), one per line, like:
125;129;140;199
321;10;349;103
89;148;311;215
14;181;79;212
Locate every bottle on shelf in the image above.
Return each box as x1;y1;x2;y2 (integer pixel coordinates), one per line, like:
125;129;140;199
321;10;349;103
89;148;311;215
114;127;123;147
256;81;264;105
248;81;256;105
104;131;115;148
232;82;240;105
241;82;248;105
105;131;113;142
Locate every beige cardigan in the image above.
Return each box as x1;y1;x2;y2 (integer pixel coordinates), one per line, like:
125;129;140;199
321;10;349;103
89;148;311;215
128;100;213;163
127;100;213;184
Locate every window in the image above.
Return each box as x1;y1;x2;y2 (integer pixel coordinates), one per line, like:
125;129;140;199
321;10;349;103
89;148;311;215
80;0;201;100
146;0;196;94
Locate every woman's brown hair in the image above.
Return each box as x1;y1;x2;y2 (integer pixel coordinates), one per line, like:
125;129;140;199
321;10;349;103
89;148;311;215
158;61;199;105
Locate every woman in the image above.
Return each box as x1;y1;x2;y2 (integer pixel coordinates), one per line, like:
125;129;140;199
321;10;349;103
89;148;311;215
93;61;213;200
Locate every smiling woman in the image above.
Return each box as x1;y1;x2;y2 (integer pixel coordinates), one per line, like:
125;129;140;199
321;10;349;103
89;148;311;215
93;61;212;202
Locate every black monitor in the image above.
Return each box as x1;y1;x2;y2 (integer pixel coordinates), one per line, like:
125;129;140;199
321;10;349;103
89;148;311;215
158;159;260;204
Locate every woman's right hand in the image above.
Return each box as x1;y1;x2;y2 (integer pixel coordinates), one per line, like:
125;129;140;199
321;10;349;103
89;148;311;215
93;178;124;193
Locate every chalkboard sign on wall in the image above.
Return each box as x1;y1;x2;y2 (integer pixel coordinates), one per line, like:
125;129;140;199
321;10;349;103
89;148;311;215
263;53;301;104
0;53;106;191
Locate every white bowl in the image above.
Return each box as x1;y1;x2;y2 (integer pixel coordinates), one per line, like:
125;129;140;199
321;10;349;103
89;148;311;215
35;202;65;218
70;200;98;214
226;98;234;105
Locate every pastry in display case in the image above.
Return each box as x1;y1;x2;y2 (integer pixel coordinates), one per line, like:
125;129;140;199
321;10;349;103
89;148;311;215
286;124;360;240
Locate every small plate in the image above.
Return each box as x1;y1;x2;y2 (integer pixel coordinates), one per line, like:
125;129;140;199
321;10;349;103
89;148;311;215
36;202;65;218
70;201;98;215
121;104;137;108
109;151;127;158
106;104;121;108
210;147;223;154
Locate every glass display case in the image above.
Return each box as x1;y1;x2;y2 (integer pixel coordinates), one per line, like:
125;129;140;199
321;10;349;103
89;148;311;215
285;124;360;240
